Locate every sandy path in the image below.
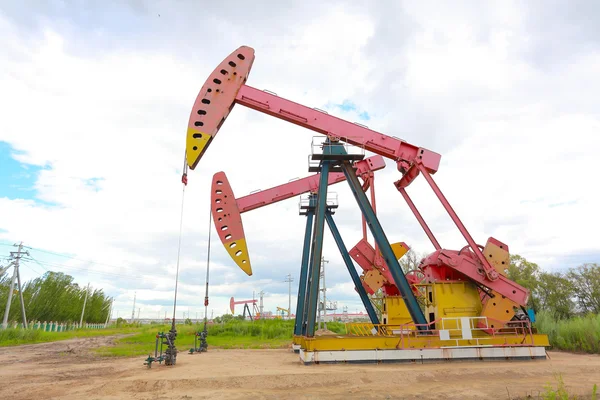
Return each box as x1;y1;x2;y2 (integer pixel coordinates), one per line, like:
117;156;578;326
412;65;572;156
0;337;598;399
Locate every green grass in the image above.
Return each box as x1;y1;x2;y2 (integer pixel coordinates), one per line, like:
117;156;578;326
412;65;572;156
96;319;347;357
534;374;598;400
0;325;143;347
535;311;600;354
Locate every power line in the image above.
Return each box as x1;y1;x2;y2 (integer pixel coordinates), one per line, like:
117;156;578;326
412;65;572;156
24;256;149;280
25;246;150;274
1;243;160;276
20;261;45;276
25;254;172;281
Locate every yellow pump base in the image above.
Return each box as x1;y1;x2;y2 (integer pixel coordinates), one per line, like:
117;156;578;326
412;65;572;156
291;281;550;362
293;317;549;364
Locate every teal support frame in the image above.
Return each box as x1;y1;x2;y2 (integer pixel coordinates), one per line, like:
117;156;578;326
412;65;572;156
303;161;332;337
340;160;428;328
325;213;380;325
294;196;315;336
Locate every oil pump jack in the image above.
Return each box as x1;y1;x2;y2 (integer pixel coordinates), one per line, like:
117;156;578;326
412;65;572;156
184;45;549;364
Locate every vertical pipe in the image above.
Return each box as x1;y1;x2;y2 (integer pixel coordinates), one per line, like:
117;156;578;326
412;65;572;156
294;206;314;336
304;161;331;337
203;202;212;335
341;161;428;328
325;213;380;325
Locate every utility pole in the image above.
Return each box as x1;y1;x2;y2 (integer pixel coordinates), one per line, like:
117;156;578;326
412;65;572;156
258;290;264;319
2;242;29;329
79;282;90;327
284;274;294;319
104;297;114;327
318;256;329;331
131;291;136;323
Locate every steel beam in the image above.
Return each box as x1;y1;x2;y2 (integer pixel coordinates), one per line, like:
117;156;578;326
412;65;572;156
340;160;429;328
294;199;315;336
304;161;331;337
414;162;498;281
396;186;441;250
325;213;380;325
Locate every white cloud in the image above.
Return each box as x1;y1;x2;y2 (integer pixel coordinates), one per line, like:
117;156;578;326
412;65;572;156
0;2;599;319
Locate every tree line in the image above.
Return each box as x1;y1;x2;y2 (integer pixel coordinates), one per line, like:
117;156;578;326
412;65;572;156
507;255;599;319
0;270;111;324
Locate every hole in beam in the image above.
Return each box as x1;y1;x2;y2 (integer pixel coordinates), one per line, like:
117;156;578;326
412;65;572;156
229;242;237;248
193;133;202;138
202;99;211;104
228;61;237;67
237;54;245;60
225;234;232;240
221;225;228;231
235;250;242;256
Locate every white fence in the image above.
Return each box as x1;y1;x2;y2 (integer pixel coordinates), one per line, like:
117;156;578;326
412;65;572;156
3;321;108;331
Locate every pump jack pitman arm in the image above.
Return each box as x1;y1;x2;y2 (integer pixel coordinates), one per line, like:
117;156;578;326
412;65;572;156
211;155;386;275
185;45;530;309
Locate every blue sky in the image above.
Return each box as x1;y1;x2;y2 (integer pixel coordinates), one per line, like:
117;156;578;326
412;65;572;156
1;1;599;320
0;141;43;202
329;100;371;121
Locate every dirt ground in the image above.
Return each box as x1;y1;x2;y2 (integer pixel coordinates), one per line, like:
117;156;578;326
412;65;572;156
0;336;598;400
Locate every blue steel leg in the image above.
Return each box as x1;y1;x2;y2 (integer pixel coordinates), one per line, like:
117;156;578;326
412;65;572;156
294;205;314;336
325;212;380;325
340;161;428;328
304;161;331;337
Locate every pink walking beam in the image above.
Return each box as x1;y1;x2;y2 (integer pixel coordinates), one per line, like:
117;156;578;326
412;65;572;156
236;155;386;213
185;46;441;191
211;155;386;276
235;85;441;183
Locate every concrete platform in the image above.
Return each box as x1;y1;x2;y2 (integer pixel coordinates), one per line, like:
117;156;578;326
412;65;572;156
299;346;547;364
